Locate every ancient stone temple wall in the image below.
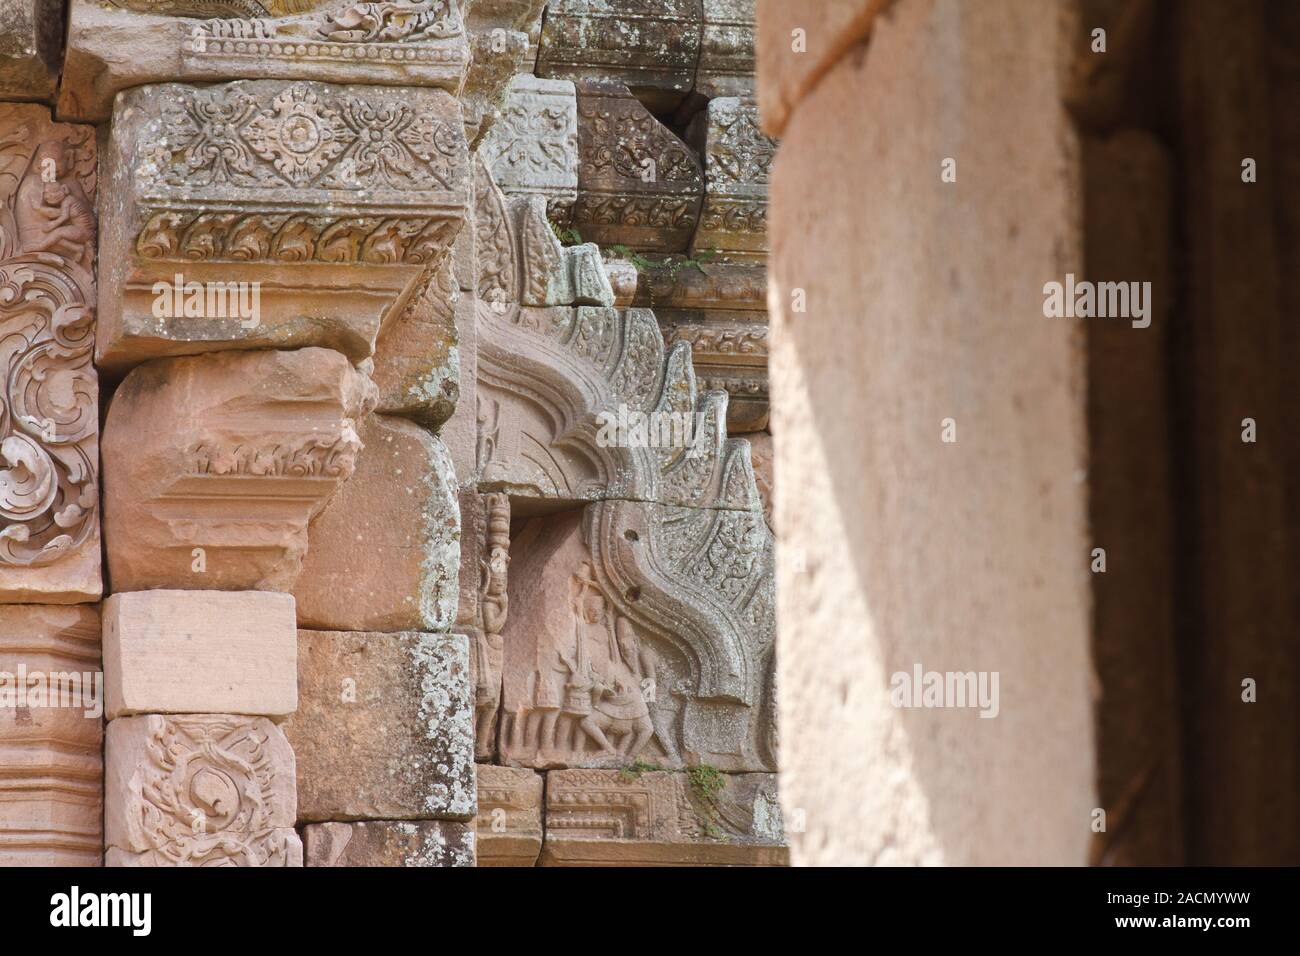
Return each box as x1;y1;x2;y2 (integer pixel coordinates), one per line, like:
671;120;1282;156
0;0;781;866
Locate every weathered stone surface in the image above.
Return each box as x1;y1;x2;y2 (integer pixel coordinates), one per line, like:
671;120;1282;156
0;0;61;102
102;347;376;593
478;74;578;221
755;0;891;137
59;0;472;123
0;604;102;866
105;713;301;866
304;819;474;867
538;0;703;113
467;493;509;761
572;82;704;252
603;258;639;306
697;0;756;99
97;79;470;373
498;508;776;772
747;431;773;529
371;257;459;427
0;104;102;603
475;764;541;866
541;769;786;865
459;0;546;147
285;629;474;822
767;0;1092;864
294;414;459;632
689;96;774;261
102;590;297;720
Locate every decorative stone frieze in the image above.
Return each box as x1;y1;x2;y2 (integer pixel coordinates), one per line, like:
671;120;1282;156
572;81;704;252
285;629;474;822
102;590;297;719
104;713;302;866
541;769;786;865
101;347;377;593
97;79;470;372
696;0;756;99
475;764;542;866
0;104;102;603
689;96;773;261
303;819;475;866
478;74;579;222
0;604;102;866
59;0;472;123
537;0;704;113
0;0;63;102
293;414;459;632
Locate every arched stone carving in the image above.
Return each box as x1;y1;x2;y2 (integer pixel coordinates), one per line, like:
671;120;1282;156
474;157;774;772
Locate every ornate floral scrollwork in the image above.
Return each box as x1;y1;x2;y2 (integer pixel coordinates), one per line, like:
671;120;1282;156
0;120;99;569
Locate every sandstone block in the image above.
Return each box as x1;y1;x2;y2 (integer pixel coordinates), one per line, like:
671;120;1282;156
538;0;703;113
459;0;544;147
285;630;475;822
102;590;297;720
102;347;376;593
294;415;459;633
475;765;542;866
59;0;472;123
371;257;460;428
0;605;102;866
479;74;579;221
572;82;704;252
0;0;60;102
697;0;756;99
97;79;470;373
304;820;474;867
689;97;774;262
105;713;300;866
541;769;787;866
0;104;102;603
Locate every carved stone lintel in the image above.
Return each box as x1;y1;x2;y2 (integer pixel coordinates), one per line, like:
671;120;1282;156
0;103;102;602
97;79;471;373
59;0;471;123
105;713;301;867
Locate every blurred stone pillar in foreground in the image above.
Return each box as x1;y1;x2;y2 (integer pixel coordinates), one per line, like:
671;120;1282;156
759;0;1094;864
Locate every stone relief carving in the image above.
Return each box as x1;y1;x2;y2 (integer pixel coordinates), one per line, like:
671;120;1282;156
571;81;704;252
689;96;773;261
473;159;775;772
478;74;578;223
98;79;470;371
471;491;509;759
105;714;301;866
0;105;101;599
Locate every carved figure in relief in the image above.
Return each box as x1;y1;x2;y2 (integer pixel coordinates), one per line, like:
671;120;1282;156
321;0;458;41
476;395;504;479
473;492;509;749
14;142;96;269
